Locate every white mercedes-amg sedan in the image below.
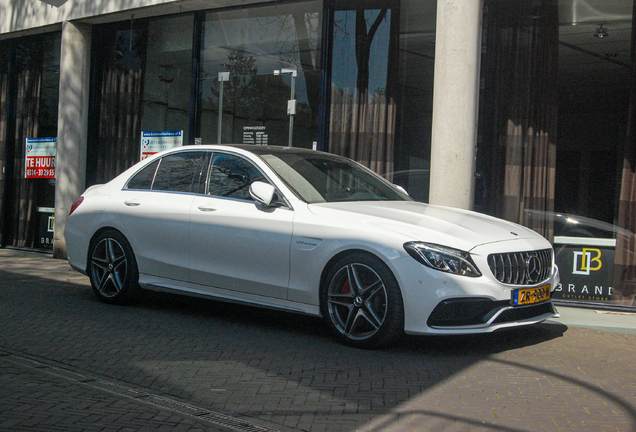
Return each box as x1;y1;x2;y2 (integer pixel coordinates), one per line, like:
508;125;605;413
65;145;559;348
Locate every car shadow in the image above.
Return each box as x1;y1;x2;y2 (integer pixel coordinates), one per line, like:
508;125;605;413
138;288;567;354
9;263;633;432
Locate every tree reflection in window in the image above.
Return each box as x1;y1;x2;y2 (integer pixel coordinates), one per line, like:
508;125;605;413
151;152;207;192
207;153;266;200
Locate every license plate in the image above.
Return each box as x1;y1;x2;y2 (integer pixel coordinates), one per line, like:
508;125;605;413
513;285;551;306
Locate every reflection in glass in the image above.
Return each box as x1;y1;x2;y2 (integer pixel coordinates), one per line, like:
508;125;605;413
152;152;207;193
392;0;436;202
0;33;60;248
89;21;147;185
208;153;265;200
260;150;406;204
199;2;321;148
141;15;194;145
329;7;396;176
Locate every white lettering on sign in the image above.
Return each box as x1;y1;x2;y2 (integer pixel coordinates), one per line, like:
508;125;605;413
25;138;56;179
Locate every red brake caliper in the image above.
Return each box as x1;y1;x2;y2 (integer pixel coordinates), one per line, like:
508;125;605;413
340;280;350;294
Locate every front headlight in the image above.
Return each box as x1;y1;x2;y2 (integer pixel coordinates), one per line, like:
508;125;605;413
404;242;482;277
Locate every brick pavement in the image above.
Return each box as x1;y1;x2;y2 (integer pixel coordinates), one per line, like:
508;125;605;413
0;249;635;431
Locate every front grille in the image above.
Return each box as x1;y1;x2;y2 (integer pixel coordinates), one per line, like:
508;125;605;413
488;249;553;285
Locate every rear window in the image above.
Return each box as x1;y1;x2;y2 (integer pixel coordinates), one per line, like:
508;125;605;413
125;152;209;193
126;160;159;190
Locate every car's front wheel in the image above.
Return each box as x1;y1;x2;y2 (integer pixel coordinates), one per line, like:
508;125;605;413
88;230;140;304
321;253;404;349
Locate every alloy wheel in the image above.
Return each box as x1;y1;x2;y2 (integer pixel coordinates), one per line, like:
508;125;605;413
327;262;388;341
91;237;128;298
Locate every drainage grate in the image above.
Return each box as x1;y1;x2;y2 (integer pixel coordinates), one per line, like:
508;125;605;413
89;379;151;399
40;366;93;383
198;412;281;432
143;394;211;416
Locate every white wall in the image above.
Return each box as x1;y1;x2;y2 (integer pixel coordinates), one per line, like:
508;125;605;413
1;0;167;34
1;0;268;36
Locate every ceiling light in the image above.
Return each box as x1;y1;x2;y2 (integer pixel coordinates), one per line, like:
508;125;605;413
594;24;609;38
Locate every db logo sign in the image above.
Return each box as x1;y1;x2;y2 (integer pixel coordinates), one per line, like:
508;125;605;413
572;248;602;275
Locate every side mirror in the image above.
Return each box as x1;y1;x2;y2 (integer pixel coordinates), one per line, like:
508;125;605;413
394;184;409;197
249;181;277;206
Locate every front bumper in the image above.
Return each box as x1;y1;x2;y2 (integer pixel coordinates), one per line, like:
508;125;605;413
426;297;557;328
389;249;560;335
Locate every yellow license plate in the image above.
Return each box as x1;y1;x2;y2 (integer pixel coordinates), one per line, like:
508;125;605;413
513;285;551;306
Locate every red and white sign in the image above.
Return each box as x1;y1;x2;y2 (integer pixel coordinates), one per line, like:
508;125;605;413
25;138;56;179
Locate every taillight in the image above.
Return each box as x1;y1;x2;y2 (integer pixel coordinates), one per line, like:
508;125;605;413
69;196;84;215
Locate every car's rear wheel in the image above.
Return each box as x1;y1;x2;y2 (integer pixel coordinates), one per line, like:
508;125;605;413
88;230;140;304
321;253;404;349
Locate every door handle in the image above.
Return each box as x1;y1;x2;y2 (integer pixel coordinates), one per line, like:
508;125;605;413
124;199;141;207
197;204;218;212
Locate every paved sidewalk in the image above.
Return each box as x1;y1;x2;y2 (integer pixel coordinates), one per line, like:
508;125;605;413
552;306;636;335
1;249;635;432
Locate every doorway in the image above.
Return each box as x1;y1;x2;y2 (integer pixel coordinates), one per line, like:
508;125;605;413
0;33;60;250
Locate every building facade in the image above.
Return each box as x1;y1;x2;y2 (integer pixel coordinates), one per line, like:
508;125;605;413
1;0;635;308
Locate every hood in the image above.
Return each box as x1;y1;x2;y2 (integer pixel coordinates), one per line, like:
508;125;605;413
308;201;544;251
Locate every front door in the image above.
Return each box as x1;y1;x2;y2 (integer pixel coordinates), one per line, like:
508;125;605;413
189;151;293;299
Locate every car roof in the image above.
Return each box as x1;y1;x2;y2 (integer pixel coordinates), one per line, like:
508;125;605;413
201;144;320;156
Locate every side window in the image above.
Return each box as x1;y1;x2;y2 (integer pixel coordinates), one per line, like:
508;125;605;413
126;160;159;190
207;153;266;200
153;151;208;192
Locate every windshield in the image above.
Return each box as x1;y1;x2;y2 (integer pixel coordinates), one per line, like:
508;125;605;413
260;151;409;203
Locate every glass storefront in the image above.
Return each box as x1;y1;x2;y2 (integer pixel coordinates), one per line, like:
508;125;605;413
0;32;60;250
553;1;634;306
86;0;437;189
478;0;635;307
87;20;147;186
198;1;322;148
326;0;436;200
327;2;397;175
2;0;634;307
142;15;194;145
393;0;436;202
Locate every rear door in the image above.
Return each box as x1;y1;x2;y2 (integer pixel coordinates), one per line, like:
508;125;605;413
117;150;209;281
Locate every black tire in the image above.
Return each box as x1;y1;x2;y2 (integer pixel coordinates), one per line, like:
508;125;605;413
88;230;140;304
321;252;404;349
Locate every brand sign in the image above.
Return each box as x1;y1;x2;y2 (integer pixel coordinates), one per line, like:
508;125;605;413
140;130;183;160
25;137;56;179
38;209;55;249
553;243;615;302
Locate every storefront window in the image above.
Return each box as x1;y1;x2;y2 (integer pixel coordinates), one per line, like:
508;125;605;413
555;1;635;307
0;33;60;249
393;0;436;202
141;15;194;145
88;20;147;186
198;1;322;148
328;4;396;176
479;0;636;308
325;0;436;201
477;0;559;238
0;43;9;247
